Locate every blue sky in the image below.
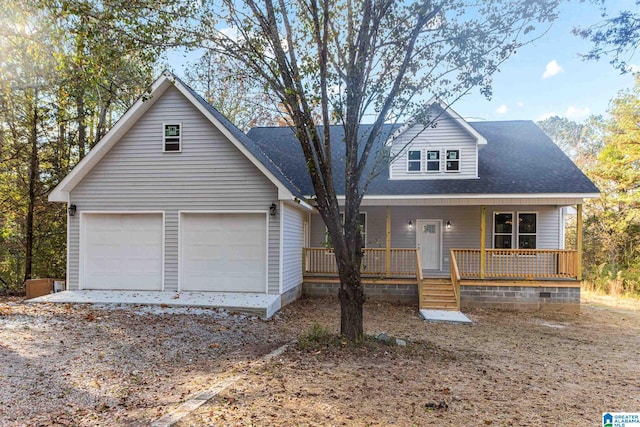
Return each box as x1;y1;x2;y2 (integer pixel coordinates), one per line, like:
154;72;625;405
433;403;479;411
166;0;638;125
453;0;638;123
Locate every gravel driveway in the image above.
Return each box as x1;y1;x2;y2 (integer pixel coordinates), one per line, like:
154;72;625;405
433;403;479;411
0;300;293;426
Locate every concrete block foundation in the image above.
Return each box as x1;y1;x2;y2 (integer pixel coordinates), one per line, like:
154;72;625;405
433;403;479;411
460;285;580;313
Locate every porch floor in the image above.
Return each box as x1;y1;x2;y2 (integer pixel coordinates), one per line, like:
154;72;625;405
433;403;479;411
26;290;282;319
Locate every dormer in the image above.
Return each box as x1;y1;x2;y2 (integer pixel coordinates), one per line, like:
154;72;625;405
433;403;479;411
386;97;486;180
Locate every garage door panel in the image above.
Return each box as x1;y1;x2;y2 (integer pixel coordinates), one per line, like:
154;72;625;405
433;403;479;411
83;213;163;291
180;213;267;292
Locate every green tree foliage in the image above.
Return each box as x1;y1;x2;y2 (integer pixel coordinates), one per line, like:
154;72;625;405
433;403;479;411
0;0;179;291
538;76;640;296
588;75;640;293
192;0;562;339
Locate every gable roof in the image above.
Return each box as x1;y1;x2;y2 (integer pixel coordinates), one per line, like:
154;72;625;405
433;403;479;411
247;120;599;197
49;71;307;204
386;96;487;146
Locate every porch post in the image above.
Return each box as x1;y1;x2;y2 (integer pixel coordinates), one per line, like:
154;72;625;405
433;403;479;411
480;206;486;279
576;203;583;280
385;206;391;276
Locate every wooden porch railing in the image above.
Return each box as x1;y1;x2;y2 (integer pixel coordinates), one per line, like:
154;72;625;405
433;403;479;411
451;249;579;279
303;247;418;277
449;249;461;308
416;248;423;303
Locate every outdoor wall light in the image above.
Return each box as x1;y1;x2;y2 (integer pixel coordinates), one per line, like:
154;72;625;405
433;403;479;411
408;220;413;231
269;203;277;216
68;204;77;217
446;220;451;230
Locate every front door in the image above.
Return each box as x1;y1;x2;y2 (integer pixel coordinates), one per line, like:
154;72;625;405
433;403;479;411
416;219;441;270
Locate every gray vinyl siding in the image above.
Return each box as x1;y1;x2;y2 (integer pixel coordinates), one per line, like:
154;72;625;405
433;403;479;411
309;205;561;273
68;86;279;292
282;204;305;293
390;115;478;180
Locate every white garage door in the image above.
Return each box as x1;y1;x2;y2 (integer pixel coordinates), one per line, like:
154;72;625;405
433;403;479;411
82;213;163;290
180;213;267;292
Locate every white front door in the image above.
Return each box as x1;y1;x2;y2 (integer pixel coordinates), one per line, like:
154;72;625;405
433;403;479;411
416;219;441;270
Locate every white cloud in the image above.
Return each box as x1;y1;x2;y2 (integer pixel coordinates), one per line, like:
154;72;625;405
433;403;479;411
537;112;558;121
542;60;563;79
516;101;524;108
565;106;591;120
220;27;239;41
628;64;640;73
496;104;508;114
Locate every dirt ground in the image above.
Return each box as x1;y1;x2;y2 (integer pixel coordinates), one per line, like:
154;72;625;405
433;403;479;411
1;297;639;426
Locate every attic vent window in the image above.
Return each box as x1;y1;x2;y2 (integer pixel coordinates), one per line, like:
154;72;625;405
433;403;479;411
163;123;181;152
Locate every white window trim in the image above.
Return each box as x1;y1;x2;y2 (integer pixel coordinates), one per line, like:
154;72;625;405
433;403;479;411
325;212;368;248
492;211;539;249
425;149;441;173
445;149;461;173
406;149;422;173
163;122;182;153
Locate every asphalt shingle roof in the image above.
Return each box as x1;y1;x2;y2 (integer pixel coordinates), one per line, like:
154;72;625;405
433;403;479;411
246;121;599;197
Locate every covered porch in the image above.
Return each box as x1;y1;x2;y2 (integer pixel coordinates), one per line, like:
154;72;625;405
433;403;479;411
302;203;584;311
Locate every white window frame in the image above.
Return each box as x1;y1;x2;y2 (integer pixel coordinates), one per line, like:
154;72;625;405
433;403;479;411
163;122;182;153
493;212;514;249
445;149;460;172
426;149;441;173
492;211;538;249
517;212;538;250
325;212;367;248
406;149;422;173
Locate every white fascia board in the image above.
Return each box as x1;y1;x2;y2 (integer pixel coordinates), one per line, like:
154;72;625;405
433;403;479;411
283;197;316;213
172;78;295;201
48;74;173;203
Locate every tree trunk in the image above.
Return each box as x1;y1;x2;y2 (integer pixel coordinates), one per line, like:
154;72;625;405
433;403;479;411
77;90;86;159
24;91;39;283
336;250;365;341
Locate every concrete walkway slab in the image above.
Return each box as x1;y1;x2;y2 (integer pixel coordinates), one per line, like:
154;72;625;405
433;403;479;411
420;309;472;324
27;290;281;319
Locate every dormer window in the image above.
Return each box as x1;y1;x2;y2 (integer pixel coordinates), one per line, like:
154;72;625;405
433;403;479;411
407;150;421;172
163;123;181;152
446;150;459;172
426;150;440;172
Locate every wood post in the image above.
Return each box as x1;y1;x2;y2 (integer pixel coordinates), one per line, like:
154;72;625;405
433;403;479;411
576;204;583;281
385;206;391;276
480;205;486;279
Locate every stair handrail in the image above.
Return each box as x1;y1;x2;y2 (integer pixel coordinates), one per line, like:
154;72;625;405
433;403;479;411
450;249;461;309
415;248;423;305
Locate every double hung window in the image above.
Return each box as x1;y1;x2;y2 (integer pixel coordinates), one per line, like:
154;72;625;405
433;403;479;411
493;212;537;249
407;150;421;172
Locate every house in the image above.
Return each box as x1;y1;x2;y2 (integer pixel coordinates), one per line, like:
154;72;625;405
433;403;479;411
49;71;599;316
